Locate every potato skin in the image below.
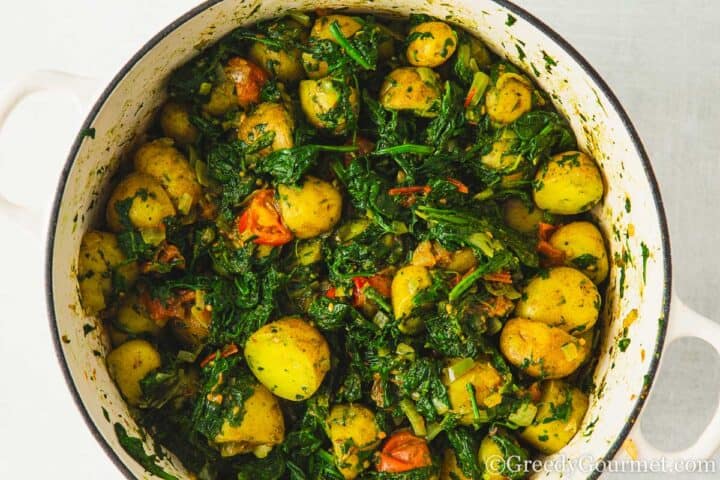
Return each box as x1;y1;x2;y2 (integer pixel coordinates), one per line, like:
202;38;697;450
238;102;295;155
391;265;432;333
327;404;382;479
502;198;546;235
106;172;176;232
515;267;601;333
277;176;342;239
78;231;138;315
302;15;363;78
533;151;604;214
406;21;457;67
519;380;588;454
244;316;331;400
499;318;589;379
299;77;359;134
379;67;442;117
214;382;285;456
549;221;609;284
203;78;237;116
485;73;533;124
115;294;161;336
439;449;470;480
159;102;198;145
106;339;162;406
248;20;306;83
134;138;201;214
443;360;504;425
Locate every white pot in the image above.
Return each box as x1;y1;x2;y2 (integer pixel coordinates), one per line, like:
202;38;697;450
2;0;719;478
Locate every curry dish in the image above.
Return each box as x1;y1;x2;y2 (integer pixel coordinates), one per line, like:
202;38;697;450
78;10;609;480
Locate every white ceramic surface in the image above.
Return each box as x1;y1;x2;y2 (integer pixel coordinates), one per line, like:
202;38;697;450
0;0;718;478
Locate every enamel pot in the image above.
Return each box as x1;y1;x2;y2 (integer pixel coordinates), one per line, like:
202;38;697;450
1;0;719;478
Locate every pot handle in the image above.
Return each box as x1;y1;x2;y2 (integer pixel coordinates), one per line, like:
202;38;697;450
628;295;720;460
0;70;98;233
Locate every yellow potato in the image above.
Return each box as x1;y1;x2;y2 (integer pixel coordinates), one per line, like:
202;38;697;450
406;21;457;67
214;382;285;457
114;294;161;336
391;265;432;333
299;77;359;134
244;316;331;400
106;339;162;406
106;172;176;232
379;67;442;117
134;138;201;214
479;432;529;480
238;102;295;155
519;380;589;454
170;292;212;347
499;318;589;379
78;231;138;316
502;198;546;235
485;73;533;124
159;102;198;145
250;41;305;83
515;267;601;333
549;221;609;284
277;176;342;239
203;78;237;116
533;151;604;215
442;359;504;425
439;449;470;480
302;15;363;78
481;129;524;171
327;404;382;479
410;240;476;273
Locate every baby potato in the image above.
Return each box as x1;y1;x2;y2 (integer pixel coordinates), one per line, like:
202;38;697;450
302;15;363;78
327;404;383;479
114;294;161;336
549;221;609;284
515;267;601;333
479;432;529;480
439;449;470;480
170;291;211;347
499;318;589;379
78;231;138;315
533;151;604;214
519;380;589;454
391;265;432;333
485;73;533;124
237;102;295;155
442;359;504;425
244;316;331;400
106;172;176;232
277;176;342;239
502;198;547;235
379;67;442;117
406;21;458;67
134;138;201;214
481;129;524;171
248;18;307;82
203;78;237;116
159;102;198;145
106;339;162;406
299;77;359;134
214;382;285;457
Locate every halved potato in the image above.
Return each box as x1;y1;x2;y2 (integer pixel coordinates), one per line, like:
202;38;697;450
327;404;382;479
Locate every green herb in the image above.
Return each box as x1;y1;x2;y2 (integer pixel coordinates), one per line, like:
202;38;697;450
114;423;178;480
506;14;517;26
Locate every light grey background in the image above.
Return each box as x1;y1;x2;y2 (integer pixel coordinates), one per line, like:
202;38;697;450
0;0;717;478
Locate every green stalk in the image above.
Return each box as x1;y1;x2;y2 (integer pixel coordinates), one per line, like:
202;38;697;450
372;144;434;156
329;21;373;70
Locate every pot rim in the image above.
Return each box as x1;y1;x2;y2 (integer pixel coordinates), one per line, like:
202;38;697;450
45;1;672;478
